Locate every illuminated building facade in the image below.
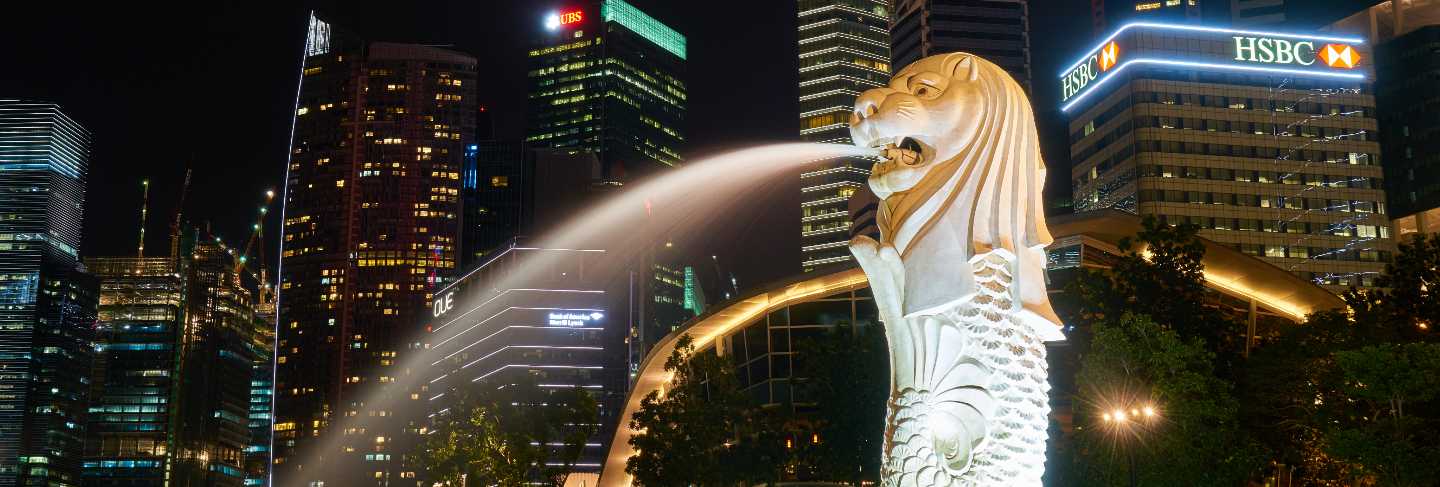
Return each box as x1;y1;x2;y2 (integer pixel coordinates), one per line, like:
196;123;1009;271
1091;0;1202;37
423;244;625;477
0;100;97;487
275;13;475;485
797;0;891;271
1063;23;1394;291
84;239;260;487
891;0;1032;92
526;0;686;181
82;257;185;486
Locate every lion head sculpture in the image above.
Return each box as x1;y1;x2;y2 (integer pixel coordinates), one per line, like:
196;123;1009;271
850;53;1063;341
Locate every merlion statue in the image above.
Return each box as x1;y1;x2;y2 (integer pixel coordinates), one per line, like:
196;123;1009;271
848;53;1065;486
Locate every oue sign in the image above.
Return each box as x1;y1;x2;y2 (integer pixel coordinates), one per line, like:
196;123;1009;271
432;292;454;318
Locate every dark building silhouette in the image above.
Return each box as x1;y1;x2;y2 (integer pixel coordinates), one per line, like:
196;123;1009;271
273;12;476;485
891;0;1032;92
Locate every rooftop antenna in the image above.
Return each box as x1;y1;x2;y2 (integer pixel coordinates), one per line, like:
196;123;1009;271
137;179;150;257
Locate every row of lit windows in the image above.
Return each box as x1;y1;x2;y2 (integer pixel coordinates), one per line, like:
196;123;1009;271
1134;164;1382;189
1139;189;1387;215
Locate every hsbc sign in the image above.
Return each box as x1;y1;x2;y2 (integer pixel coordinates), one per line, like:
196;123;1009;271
1233;36;1360;69
1062;41;1120;102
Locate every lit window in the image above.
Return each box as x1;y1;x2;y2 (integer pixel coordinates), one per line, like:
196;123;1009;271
490;176;508;188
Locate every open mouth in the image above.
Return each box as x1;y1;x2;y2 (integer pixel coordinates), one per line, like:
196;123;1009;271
869;136;924;166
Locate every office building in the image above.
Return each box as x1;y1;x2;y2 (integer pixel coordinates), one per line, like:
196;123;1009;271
526;0;686;181
274;13;476;485
797;0;891;271
424;244;625;477
0;100;97;487
459;142;604;268
84;238;258;487
1091;0;1202;37
1232;0;1286;26
1331;1;1440;237
891;0;1032;92
1063;22;1394;291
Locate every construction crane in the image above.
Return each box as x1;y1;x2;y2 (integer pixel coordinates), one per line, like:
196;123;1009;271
137;179;149;258
169;168;192;259
234;189;276;276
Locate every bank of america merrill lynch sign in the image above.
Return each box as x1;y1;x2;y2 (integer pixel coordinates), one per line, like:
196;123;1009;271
1060;23;1365;111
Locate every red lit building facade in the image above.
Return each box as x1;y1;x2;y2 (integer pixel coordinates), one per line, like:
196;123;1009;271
273;14;476;485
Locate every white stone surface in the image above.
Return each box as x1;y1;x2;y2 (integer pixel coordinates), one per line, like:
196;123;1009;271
849;53;1064;487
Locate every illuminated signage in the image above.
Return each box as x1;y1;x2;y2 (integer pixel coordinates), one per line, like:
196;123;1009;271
1062;41;1119;102
1059;23;1366;112
545;9;584;30
1319;43;1361;69
548;311;604;327
432;291;454;318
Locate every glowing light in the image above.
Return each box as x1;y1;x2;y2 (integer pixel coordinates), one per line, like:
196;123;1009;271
1061;58;1365;112
1143;406;1156;417
1059;22;1365;76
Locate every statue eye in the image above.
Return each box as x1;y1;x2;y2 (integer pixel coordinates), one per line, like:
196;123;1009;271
914;85;934;97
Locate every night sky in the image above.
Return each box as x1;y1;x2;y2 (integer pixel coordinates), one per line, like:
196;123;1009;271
0;0;1375;290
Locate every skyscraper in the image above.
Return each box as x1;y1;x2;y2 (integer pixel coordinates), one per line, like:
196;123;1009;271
84;237;260;487
891;0;1032;92
526;0;686;181
1063;22;1394;291
797;0;891;271
0;100;98;487
1232;0;1286;26
274;13;476;485
1091;0;1202;37
1332;1;1440;238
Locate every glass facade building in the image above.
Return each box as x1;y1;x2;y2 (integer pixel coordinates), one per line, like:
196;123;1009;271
526;0;686;181
797;0;891;271
274;13;476;485
84;239;260;487
1063;23;1394;291
891;0;1032;92
1375;25;1440;220
0;100;97;487
423;245;626;477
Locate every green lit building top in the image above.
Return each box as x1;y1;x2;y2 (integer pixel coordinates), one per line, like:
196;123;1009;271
526;0;686;181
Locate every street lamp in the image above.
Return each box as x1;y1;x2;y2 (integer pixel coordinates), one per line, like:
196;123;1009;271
1101;402;1160;487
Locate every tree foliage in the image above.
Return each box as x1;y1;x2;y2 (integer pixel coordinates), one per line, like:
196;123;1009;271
1072;313;1265;486
1326;343;1440;486
626;334;784;486
1239;234;1440;485
1071;216;1242;356
418;381;597;487
793;323;888;485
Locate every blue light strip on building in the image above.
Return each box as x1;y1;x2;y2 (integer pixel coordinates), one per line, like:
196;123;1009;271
1059;22;1366;76
1059;57;1366;112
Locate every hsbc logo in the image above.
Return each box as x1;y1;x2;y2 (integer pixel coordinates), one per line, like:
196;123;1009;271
1233;36;1360;69
1062;41;1121;102
1319;43;1361;68
1098;41;1119;72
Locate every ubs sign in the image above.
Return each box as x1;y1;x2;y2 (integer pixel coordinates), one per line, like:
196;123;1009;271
1233;36;1360;69
1062;41;1119;102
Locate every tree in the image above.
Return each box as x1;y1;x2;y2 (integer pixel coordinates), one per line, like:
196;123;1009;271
626;334;781;486
1238;234;1440;484
1070;216;1244;357
793;323;888;485
1326;343;1440;486
1072;313;1265;486
419;381;597;487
